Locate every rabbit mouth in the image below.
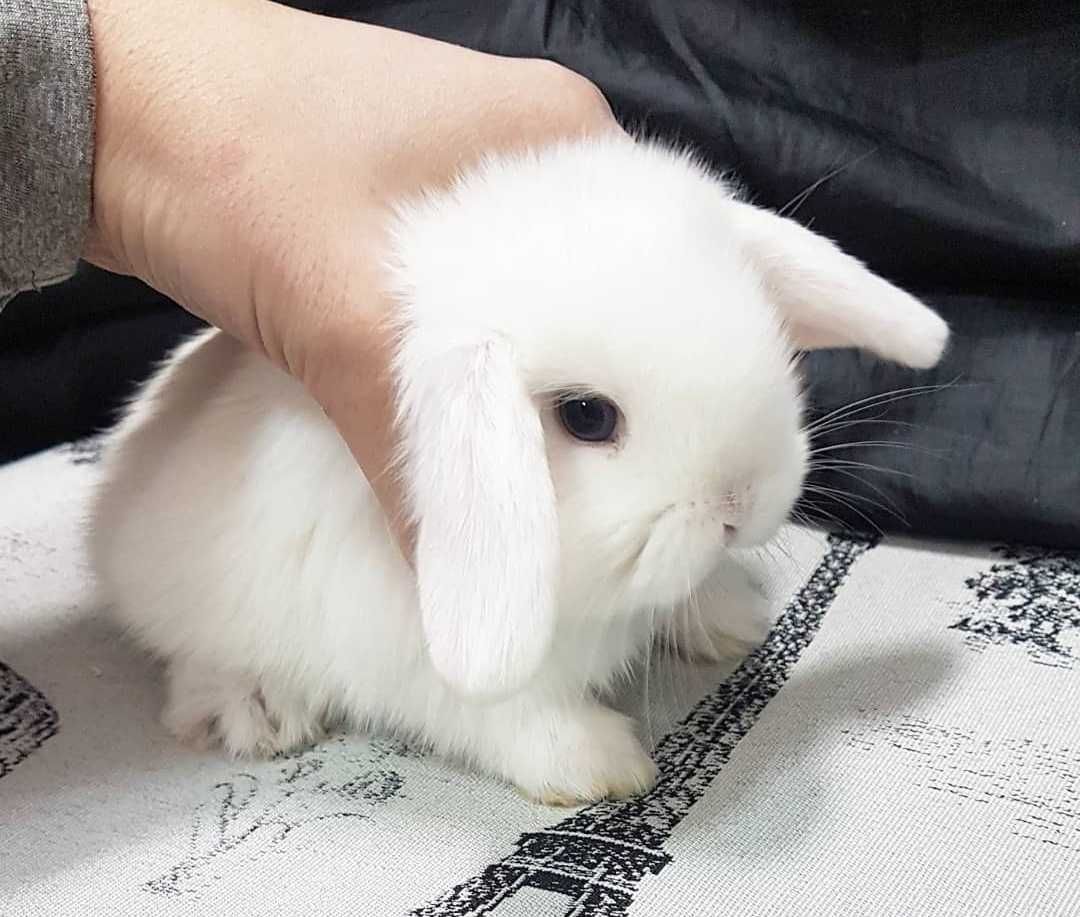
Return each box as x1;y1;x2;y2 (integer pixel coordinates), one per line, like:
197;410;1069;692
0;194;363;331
626;505;731;610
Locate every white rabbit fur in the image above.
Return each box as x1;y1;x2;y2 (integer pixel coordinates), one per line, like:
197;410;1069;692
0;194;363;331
89;134;948;805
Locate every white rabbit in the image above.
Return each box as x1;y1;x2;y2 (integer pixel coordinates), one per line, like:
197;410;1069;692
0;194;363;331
89;134;948;805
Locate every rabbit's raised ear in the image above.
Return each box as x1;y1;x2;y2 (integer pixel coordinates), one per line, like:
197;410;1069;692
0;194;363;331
729;199;949;368
395;331;559;700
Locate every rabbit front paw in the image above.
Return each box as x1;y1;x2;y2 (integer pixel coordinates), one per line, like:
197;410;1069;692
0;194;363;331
664;564;770;664
505;705;657;807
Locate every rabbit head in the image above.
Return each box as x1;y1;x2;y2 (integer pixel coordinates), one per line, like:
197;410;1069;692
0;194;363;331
384;136;948;700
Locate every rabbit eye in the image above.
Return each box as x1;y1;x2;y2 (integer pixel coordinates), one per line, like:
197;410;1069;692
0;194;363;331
557;396;619;443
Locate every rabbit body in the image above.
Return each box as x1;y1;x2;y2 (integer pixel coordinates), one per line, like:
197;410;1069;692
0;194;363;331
90;135;947;804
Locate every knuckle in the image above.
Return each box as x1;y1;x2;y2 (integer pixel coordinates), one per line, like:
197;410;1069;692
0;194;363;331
527;59;613;124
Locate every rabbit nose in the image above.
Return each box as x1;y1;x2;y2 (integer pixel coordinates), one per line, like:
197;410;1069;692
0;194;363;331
717;486;751;539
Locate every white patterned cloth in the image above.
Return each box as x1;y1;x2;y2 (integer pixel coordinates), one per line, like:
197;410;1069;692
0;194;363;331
2;444;1079;916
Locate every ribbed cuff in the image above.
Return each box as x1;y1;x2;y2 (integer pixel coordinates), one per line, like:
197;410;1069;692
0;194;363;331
0;0;95;309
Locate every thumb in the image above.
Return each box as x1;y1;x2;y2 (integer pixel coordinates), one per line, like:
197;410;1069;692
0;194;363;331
296;290;417;568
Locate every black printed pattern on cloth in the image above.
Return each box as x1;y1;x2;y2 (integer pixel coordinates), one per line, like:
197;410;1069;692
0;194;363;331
145;736;408;898
952;546;1080;668
845;715;1080;853
412;533;877;917
0;660;59;778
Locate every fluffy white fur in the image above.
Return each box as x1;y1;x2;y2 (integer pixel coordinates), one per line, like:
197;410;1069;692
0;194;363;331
89;134;948;805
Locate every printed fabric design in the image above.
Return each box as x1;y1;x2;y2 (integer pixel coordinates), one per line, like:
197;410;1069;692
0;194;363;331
412;533;877;917
144;736;409;898
0;660;59;779
952;546;1080;668
845;714;1080;854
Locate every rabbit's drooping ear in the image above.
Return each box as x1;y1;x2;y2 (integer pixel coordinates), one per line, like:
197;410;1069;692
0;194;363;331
396;333;559;700
729;200;949;368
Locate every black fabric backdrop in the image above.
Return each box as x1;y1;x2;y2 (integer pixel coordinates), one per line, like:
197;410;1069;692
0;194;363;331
2;1;1077;546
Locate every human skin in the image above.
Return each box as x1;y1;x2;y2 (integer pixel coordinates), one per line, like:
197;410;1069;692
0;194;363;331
82;0;623;557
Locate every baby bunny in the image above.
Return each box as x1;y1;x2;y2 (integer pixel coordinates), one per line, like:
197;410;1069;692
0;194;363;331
89;134;948;805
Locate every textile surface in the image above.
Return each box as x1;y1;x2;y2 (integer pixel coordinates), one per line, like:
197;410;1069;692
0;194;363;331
2;444;1079;915
2;2;1079;548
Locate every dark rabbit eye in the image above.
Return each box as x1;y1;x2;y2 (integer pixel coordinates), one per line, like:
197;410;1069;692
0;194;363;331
557;396;619;443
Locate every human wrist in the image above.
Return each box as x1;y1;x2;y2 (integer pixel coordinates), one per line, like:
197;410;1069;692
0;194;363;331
82;0;276;311
79;0;623;375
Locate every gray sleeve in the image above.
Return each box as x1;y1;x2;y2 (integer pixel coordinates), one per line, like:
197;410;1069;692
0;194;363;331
0;0;95;311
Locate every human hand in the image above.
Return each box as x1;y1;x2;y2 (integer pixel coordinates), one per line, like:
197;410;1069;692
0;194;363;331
82;0;623;559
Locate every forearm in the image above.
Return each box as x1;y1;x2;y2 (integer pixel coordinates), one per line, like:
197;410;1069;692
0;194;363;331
0;0;94;309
